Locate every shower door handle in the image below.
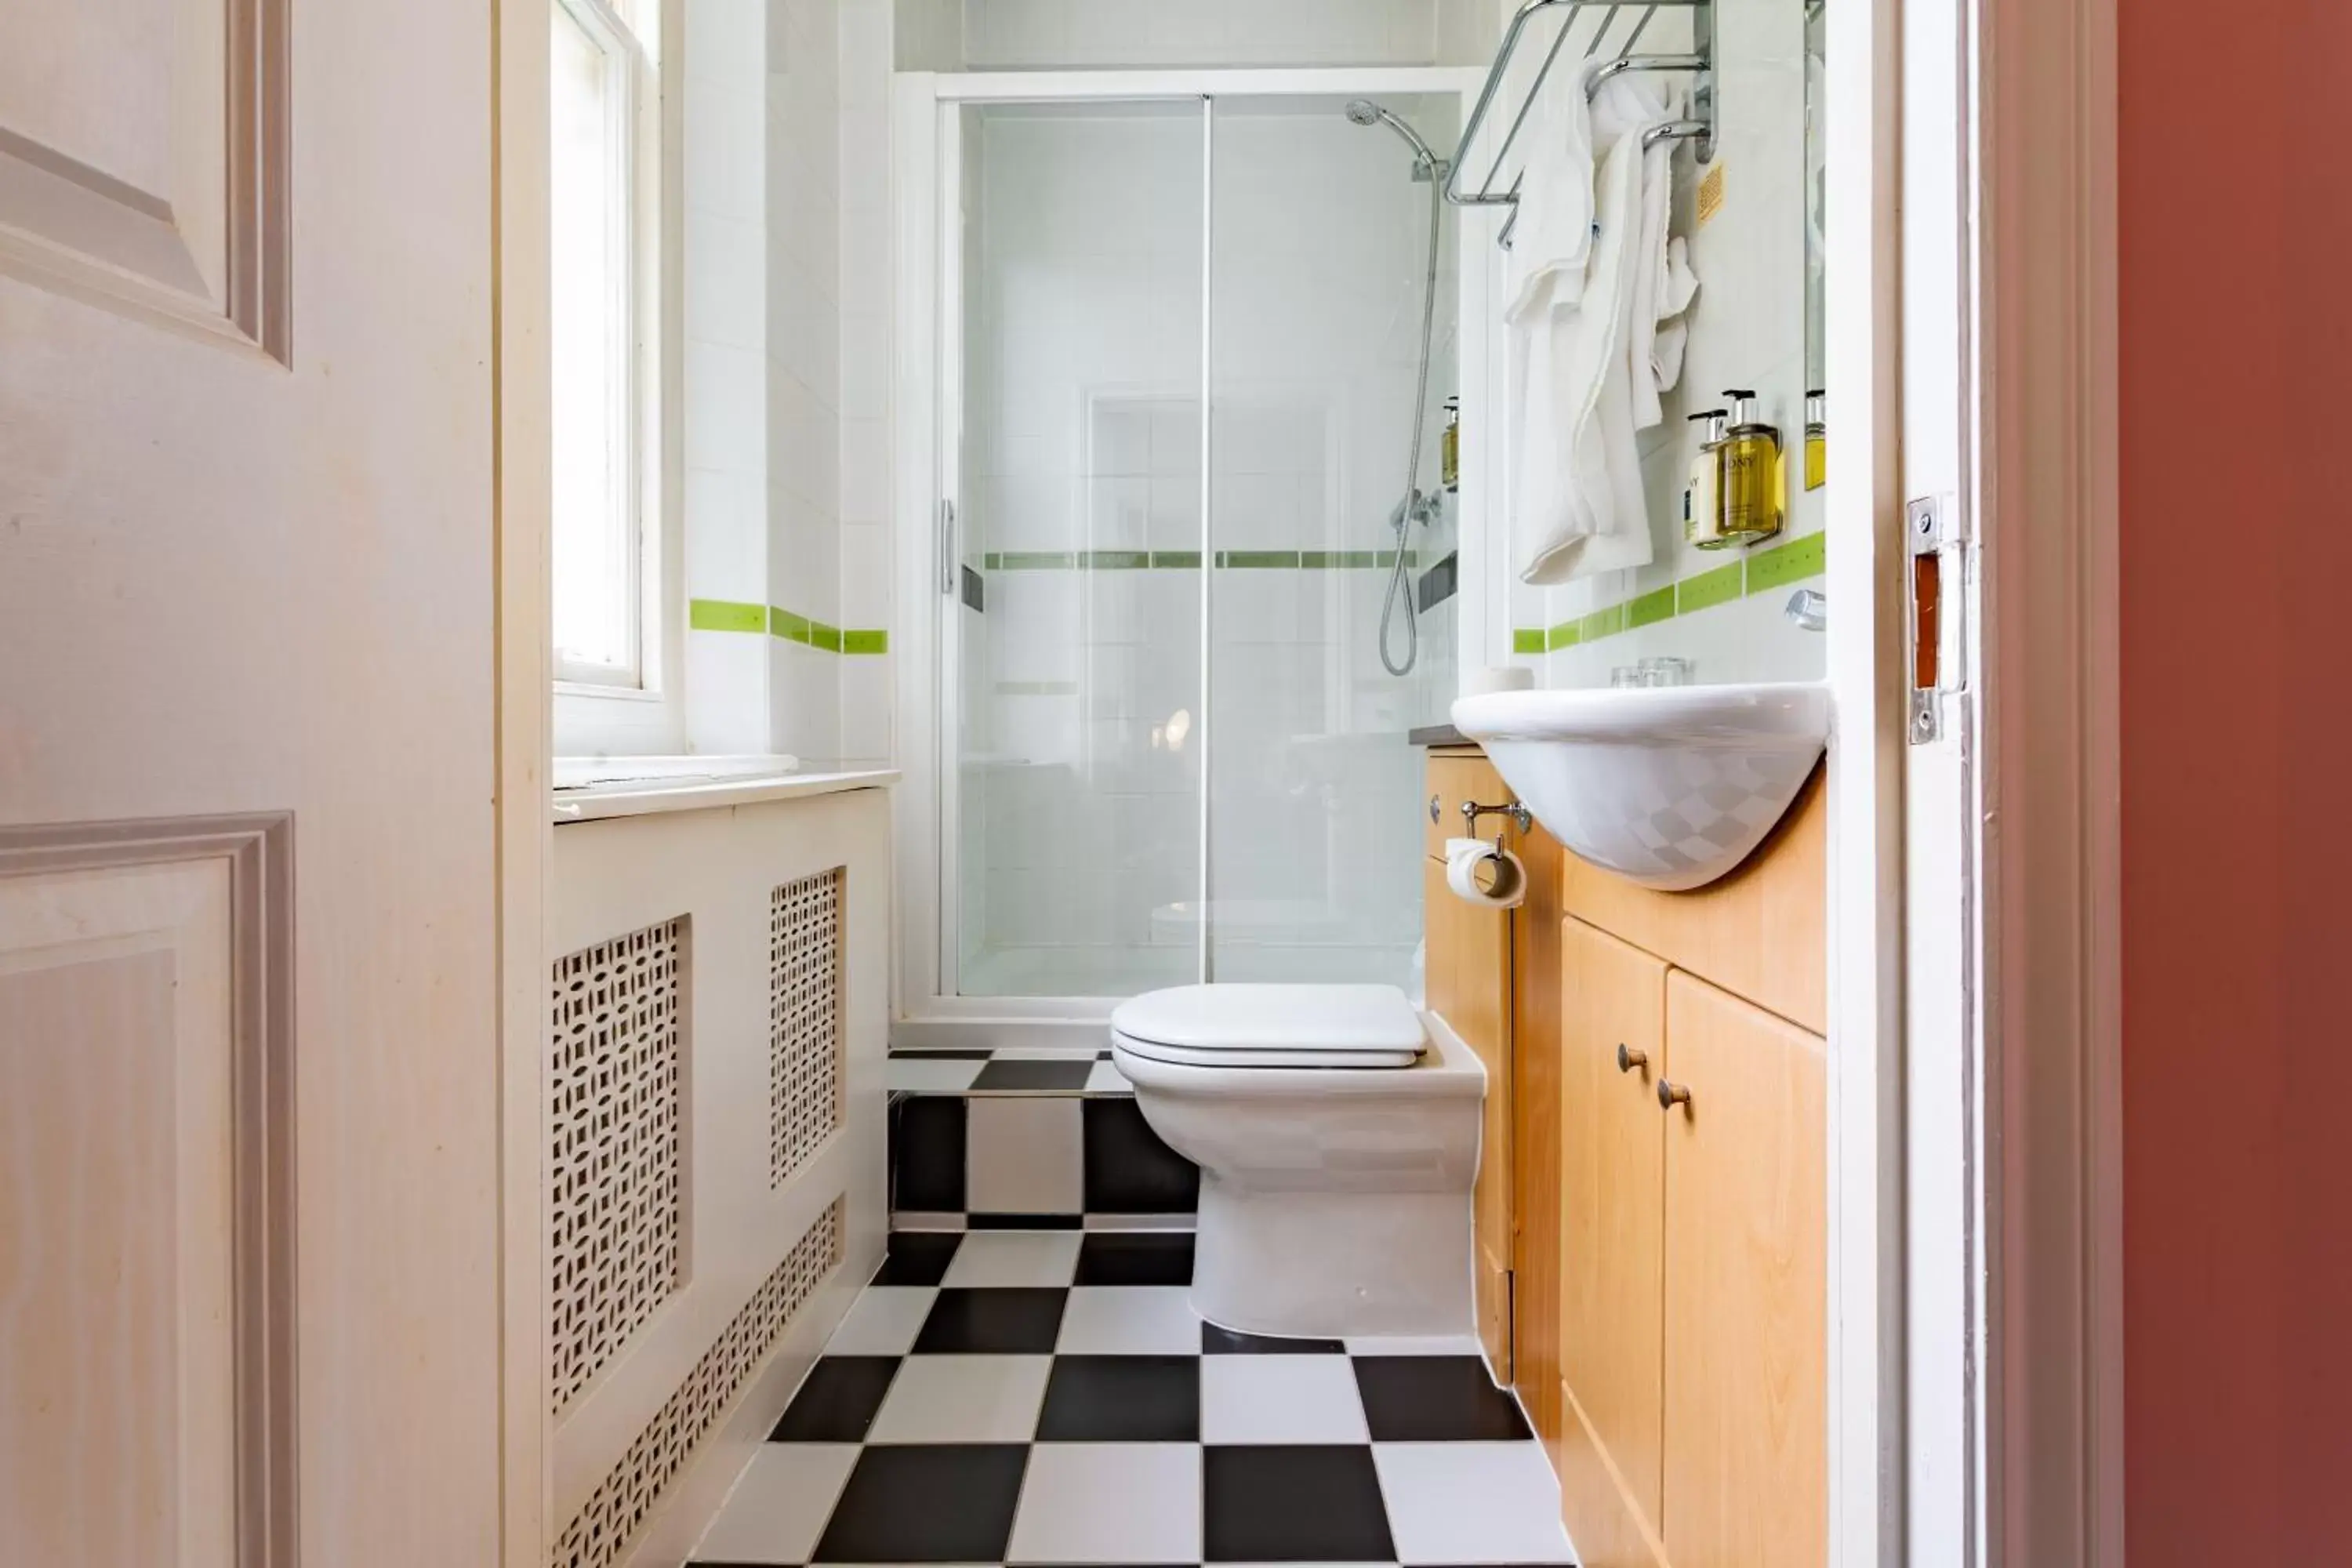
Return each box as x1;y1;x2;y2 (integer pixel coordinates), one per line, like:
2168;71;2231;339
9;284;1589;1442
938;499;957;595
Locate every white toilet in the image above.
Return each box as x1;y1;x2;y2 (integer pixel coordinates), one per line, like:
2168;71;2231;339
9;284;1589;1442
1109;982;1485;1340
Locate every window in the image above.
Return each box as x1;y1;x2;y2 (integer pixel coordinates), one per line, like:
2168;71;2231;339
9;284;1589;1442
551;0;662;691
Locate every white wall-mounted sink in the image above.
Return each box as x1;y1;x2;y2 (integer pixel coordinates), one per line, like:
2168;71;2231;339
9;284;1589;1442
1450;684;1830;891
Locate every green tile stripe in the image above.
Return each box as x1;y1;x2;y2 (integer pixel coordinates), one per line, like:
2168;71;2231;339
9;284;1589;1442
1627;586;1676;629
1744;530;1827;593
972;548;1423;571
688;597;768;634
686;599;886;654
1508;530;1826;654
1676;558;1746;614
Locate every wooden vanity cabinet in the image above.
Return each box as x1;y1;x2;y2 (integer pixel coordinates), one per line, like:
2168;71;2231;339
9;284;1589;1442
1422;750;1516;1377
1419;748;1827;1568
1558;920;1669;1565
1659;973;1827;1568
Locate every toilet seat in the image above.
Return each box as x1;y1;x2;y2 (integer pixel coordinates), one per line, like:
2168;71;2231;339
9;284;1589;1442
1109;982;1425;1070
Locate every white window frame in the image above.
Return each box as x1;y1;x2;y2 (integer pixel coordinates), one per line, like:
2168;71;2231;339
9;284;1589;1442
553;0;684;754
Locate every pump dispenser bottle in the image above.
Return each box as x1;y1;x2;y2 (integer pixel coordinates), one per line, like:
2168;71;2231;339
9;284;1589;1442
1684;408;1729;547
1719;389;1785;543
1803;389;1826;491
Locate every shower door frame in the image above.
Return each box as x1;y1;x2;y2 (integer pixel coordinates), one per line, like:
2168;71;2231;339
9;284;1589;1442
890;66;1491;1043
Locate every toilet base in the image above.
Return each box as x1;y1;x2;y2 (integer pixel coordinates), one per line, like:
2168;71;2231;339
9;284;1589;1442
1190;1175;1474;1340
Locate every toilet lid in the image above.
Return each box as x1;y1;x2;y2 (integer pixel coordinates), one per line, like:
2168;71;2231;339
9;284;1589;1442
1109;984;1425;1069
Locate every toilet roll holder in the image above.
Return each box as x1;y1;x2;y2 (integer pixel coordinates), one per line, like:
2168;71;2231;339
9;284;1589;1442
1445;797;1533;851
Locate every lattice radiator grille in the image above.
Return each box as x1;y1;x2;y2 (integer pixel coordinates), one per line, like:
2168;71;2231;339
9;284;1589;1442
552;1199;843;1568
549;918;686;1415
770;869;844;1188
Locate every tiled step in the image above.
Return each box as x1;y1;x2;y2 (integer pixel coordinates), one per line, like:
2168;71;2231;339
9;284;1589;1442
887;1044;1131;1096
887;1057;1196;1230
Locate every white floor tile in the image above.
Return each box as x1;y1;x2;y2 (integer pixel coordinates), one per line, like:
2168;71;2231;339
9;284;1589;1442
994;1045;1103;1060
1202;1354;1370;1443
1372;1442;1575;1565
822;1286;939;1356
1008;1443;1203;1564
1055;1286;1201;1354
1342;1334;1486;1357
1084;1059;1132;1093
887;1056;987;1091
690;1443;859;1564
965;1097;1085;1214
866;1353;1052;1443
938;1229;1083;1287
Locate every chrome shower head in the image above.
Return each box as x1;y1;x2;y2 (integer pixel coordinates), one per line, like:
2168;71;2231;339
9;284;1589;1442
1344;98;1443;172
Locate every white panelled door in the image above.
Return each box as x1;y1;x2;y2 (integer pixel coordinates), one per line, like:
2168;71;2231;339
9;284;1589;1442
0;5;507;1566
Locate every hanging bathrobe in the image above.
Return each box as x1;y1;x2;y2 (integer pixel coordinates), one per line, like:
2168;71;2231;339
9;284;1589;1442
1508;78;1697;585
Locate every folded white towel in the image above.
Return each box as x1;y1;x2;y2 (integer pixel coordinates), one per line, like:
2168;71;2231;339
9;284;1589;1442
1511;78;1693;585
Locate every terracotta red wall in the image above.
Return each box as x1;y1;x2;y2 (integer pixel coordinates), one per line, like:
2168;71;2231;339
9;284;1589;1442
2118;0;2352;1559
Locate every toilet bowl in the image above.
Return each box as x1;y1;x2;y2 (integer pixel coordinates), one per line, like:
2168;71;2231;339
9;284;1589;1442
1109;983;1485;1340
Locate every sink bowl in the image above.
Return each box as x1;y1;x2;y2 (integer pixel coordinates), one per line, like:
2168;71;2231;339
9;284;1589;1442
1450;683;1830;891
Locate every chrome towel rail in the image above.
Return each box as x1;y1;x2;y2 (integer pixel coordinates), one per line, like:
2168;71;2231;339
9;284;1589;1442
1444;0;1717;249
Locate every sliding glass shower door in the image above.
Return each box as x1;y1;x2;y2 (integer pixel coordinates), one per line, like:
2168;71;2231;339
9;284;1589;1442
942;91;1458;1000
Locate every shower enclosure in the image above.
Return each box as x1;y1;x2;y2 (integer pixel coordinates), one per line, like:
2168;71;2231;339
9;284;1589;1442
894;70;1481;1024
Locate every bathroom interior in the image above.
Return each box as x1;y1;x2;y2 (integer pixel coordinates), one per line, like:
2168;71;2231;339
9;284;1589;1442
544;1;1835;1565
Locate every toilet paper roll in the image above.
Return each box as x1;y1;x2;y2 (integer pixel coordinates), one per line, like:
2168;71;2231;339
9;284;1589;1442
1444;836;1528;909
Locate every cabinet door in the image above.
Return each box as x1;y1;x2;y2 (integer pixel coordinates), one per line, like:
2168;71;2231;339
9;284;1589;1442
1559;919;1668;1559
1661;974;1827;1568
1427;857;1514;1375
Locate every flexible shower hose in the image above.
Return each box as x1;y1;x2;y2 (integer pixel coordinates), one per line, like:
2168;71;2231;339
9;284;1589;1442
1377;158;1446;678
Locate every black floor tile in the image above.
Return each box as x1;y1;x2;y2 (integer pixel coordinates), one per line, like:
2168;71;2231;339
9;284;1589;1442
871;1231;963;1287
767;1355;900;1443
888;1047;992;1059
1036;1355;1200;1441
1082;1098;1200;1213
971;1058;1095;1091
911;1287;1068;1353
1202;1322;1345;1356
892;1097;967;1212
1074;1232;1196;1287
1203;1444;1397;1563
1352;1355;1534;1441
969;1211;1083;1229
811;1443;1029;1563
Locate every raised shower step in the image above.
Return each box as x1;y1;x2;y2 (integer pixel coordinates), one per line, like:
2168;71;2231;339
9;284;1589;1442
887;1045;1132;1098
888;1063;1197;1231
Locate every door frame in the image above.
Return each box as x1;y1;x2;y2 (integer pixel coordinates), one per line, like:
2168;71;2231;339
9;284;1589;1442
1866;0;2126;1560
887;66;1484;1028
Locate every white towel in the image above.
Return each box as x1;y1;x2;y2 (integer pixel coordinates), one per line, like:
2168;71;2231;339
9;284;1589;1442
1508;79;1698;586
1502;82;1595;321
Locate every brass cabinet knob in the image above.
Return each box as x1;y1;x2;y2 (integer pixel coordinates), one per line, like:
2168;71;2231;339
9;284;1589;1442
1616;1043;1648;1073
1657;1079;1692;1110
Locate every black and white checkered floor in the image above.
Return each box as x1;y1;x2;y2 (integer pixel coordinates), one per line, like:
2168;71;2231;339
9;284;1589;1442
690;1231;1577;1566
